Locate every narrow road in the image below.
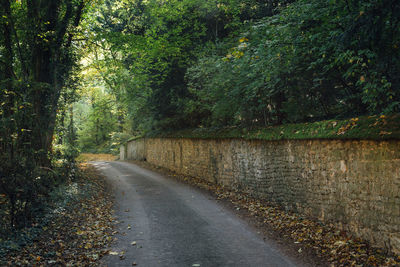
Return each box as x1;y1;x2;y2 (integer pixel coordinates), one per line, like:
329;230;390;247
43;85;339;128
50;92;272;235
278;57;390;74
93;161;299;267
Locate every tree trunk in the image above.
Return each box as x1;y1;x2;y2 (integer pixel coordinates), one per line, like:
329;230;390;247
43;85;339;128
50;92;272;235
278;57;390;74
275;91;286;125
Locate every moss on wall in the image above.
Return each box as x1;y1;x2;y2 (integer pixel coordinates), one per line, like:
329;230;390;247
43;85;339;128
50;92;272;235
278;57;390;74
147;115;400;141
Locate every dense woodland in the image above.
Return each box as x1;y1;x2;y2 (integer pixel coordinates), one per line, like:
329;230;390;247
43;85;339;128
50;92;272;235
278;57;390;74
79;0;400;151
0;0;399;229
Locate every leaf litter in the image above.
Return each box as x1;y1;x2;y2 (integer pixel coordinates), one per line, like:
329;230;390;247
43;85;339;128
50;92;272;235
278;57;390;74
0;163;115;266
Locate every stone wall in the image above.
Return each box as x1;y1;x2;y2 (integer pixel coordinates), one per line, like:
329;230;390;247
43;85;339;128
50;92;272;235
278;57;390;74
122;137;400;254
125;138;146;161
120;145;126;160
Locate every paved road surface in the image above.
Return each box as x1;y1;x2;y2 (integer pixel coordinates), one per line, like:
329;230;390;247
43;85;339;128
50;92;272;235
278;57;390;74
93;161;299;267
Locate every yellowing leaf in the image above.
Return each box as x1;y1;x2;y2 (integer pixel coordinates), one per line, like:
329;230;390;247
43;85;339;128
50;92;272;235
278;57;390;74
334;240;346;247
76;230;85;235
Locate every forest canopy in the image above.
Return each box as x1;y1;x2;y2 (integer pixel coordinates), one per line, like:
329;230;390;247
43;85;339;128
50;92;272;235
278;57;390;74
80;0;399;148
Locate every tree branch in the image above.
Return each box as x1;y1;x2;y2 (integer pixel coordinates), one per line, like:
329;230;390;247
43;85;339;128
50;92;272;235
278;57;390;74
66;0;86;48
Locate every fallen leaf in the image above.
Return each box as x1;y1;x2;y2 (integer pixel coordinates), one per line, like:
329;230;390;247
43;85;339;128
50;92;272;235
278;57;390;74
334;240;346;247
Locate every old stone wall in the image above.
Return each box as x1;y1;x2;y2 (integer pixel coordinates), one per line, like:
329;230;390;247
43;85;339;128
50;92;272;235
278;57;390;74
122;137;400;254
126;138;146;161
120;145;126;160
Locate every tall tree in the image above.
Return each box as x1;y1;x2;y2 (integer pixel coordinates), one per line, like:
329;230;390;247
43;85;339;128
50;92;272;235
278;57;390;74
0;0;88;228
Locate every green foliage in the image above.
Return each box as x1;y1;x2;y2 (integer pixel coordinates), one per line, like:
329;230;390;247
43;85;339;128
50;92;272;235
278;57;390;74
151;115;400;141
89;0;399;135
0;0;87;229
87;0;293;132
185;0;400;127
76;89;119;153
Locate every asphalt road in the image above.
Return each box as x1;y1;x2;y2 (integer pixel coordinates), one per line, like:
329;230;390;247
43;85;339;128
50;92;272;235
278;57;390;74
93;161;299;267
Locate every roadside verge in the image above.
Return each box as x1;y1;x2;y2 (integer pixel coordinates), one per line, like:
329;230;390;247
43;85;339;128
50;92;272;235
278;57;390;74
0;164;115;266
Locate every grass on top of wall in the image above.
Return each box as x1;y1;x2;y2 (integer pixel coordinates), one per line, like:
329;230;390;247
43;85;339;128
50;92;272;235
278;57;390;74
147;114;400;141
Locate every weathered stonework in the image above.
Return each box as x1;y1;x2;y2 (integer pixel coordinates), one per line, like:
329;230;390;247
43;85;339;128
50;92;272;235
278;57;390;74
126;139;146;161
121;138;400;254
120;145;126;160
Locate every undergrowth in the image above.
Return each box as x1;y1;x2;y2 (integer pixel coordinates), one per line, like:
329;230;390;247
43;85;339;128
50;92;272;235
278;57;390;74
0;164;114;266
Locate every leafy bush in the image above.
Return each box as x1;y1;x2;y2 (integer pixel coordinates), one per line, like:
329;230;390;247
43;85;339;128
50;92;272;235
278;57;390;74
185;0;400;127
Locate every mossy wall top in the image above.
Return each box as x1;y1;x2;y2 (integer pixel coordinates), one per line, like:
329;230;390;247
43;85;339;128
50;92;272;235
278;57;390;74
148;115;400;141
